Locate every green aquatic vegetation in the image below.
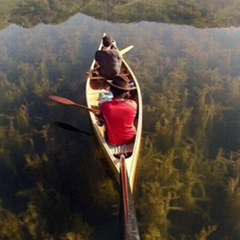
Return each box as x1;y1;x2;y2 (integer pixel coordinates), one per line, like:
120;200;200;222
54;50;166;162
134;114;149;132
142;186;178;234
0;72;22;112
19;203;41;238
92;179;119;209
194;225;218;240
138;141;218;239
191;86;224;144
16;104;30;129
226;171;240;238
143;70;193;152
0;206;23;240
25;154;48;172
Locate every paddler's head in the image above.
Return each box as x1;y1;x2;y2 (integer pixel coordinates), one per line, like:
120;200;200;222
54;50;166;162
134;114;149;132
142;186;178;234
107;75;136;99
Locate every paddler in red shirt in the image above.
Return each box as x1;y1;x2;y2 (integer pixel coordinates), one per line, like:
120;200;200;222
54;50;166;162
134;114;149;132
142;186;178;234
100;75;137;145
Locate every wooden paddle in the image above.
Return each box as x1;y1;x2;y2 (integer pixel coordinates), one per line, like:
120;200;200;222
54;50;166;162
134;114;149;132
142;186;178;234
119;154;140;240
48;95;99;114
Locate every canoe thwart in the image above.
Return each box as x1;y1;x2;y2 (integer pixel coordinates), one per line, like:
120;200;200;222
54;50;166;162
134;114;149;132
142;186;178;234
91;76;106;80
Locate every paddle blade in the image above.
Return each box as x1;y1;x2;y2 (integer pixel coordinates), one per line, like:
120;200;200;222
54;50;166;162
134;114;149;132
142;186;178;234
48;95;99;114
120;45;134;55
48;95;75;106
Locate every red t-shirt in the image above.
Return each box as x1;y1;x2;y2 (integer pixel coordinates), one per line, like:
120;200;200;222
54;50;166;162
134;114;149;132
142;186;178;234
100;99;137;145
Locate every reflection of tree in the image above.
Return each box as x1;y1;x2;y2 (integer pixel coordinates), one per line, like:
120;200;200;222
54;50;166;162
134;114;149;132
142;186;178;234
0;0;240;30
10;0;85;28
82;0;240;28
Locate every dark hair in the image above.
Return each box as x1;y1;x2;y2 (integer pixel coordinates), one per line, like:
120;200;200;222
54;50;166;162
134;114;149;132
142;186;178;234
102;35;113;47
110;86;130;99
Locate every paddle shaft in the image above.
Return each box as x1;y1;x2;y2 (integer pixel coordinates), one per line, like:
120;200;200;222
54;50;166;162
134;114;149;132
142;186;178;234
120;154;130;223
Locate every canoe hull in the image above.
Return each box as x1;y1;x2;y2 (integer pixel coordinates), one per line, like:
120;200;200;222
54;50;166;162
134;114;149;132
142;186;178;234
85;35;142;193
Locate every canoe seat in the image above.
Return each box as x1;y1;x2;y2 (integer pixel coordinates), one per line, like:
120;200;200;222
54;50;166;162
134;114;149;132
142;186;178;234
109;143;134;159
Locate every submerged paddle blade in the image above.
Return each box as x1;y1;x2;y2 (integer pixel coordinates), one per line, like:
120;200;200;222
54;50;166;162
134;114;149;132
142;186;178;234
54;121;92;136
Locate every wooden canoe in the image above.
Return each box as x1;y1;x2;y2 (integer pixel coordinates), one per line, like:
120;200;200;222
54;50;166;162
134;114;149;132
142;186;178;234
85;35;142;193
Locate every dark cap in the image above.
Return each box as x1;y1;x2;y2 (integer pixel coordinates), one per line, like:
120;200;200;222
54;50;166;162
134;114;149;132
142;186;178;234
107;75;136;91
